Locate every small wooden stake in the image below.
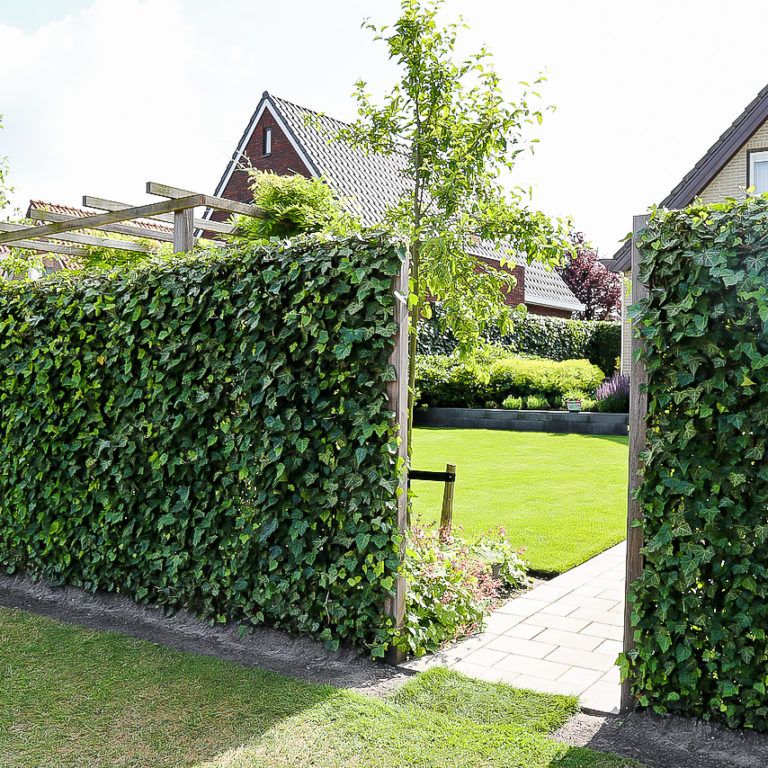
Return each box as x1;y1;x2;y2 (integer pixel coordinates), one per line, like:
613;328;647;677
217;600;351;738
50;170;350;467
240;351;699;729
439;463;456;541
621;213;650;713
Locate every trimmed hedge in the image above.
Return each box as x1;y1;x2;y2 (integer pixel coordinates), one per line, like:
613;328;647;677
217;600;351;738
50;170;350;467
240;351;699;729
627;196;768;729
0;235;405;657
418;308;620;376
416;352;604;409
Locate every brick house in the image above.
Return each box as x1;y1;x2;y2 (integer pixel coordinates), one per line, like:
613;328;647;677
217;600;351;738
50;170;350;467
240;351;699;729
606;83;768;373
209;91;584;318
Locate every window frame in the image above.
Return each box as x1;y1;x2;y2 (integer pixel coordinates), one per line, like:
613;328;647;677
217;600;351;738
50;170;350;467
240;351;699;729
262;127;273;157
747;148;768;193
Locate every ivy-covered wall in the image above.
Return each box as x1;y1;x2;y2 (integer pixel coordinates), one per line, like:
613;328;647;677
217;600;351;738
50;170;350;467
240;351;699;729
0;235;405;657
419;308;620;376
627;196;768;730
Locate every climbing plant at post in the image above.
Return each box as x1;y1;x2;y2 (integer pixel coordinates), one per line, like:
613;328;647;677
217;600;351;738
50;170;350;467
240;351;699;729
626;195;768;730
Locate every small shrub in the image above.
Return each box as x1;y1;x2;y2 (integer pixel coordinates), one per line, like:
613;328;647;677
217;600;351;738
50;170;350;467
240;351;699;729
502;395;523;410
392;527;528;657
595;372;630;413
472;531;529;590
525;395;549;410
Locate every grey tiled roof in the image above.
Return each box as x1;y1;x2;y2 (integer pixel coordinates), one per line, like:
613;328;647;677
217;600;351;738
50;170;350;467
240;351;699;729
218;92;583;312
270;95;409;227
467;239;584;311
606;81;768;272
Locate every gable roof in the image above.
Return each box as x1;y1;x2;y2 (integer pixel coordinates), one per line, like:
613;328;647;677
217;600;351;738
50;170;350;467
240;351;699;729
606;82;768;272
213;91;584;313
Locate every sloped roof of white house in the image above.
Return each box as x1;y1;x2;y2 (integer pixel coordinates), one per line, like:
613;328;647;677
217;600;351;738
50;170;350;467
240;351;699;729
214;92;583;312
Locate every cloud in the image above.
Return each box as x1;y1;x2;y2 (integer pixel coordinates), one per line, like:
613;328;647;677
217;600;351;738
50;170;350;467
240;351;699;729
0;0;236;212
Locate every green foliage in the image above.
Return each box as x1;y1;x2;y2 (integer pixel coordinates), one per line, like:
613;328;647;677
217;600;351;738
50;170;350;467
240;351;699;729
230;170;359;242
502;395;523;410
626;195;768;730
392;526;528;657
525;395;550;410
0;235;405;657
488;357;604;402
416;352;604;408
420;306;621;377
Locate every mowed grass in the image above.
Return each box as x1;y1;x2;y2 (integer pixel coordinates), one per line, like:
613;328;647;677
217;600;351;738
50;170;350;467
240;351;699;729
0;607;643;768
411;428;628;574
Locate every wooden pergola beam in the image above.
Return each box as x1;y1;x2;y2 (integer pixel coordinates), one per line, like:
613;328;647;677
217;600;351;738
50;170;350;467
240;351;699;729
146;182;267;219
0;236;87;257
28;208;175;243
0;221;151;254
0;195;206;246
82;196;235;235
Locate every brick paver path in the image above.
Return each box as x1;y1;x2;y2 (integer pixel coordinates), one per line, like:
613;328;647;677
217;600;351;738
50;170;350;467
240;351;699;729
400;542;626;713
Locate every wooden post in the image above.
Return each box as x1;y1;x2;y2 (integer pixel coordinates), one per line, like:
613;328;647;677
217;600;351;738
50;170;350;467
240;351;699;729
439;463;456;541
385;254;410;665
173;208;194;253
620;213;650;713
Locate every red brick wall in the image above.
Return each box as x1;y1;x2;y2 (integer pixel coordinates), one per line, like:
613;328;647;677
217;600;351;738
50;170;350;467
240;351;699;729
476;256;525;306
526;304;573;319
212;106;312;220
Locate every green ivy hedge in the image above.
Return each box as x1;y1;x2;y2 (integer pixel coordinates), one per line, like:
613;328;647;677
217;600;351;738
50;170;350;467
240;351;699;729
0;235;405;657
418;308;620;376
627;196;768;730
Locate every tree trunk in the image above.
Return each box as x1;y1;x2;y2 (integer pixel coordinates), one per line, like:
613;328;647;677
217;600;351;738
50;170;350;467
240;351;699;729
406;238;420;461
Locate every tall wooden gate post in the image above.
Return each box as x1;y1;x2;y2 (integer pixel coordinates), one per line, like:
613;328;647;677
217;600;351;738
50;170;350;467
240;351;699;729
385;254;410;664
621;214;650;712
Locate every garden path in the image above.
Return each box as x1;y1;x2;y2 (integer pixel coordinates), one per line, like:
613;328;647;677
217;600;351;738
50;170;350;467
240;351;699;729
400;542;626;714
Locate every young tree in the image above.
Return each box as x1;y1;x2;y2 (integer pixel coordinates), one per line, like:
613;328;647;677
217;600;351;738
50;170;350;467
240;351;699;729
339;0;571;449
558;233;621;320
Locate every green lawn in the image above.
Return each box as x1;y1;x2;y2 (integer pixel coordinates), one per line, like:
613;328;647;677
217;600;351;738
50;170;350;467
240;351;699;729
411;428;628;574
0;607;642;767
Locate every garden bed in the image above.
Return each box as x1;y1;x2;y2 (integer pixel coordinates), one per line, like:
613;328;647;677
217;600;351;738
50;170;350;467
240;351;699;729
415;407;628;436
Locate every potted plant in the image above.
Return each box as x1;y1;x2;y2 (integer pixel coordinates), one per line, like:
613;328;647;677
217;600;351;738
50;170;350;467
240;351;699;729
563;390;583;413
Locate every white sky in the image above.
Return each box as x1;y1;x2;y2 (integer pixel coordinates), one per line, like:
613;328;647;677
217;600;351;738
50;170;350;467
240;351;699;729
1;0;768;257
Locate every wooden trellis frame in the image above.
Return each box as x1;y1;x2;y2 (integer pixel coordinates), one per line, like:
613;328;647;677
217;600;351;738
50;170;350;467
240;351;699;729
0;181;266;256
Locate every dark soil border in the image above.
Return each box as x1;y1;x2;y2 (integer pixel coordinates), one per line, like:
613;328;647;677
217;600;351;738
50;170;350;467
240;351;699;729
0;572;409;696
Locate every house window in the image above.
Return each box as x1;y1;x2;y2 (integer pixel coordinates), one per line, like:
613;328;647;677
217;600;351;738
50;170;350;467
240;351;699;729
749;150;768;193
262;127;272;157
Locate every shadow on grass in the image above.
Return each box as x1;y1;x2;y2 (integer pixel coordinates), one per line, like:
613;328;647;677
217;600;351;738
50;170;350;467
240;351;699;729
1;608;641;768
0;606;335;768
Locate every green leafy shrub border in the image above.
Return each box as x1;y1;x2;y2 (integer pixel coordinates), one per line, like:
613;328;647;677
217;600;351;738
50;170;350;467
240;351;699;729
416;352;606;410
626;196;768;730
419;306;620;377
0;234;405;658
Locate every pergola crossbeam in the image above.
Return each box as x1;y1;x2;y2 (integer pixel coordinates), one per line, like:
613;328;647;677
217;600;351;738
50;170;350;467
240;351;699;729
0;221;151;254
28;208;176;244
2;183;259;261
0;195;206;246
82;195;236;235
0;236;87;257
147;182;267;218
